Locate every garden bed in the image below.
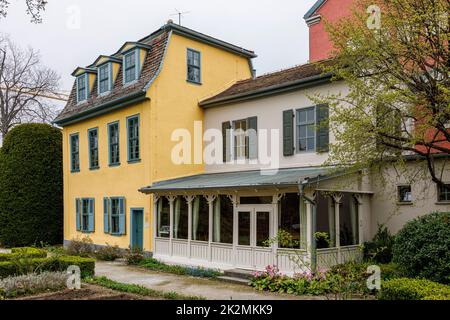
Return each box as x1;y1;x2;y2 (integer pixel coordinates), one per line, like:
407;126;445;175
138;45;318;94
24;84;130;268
12;283;161;300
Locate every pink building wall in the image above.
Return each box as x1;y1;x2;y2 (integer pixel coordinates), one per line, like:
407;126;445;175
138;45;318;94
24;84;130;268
307;0;355;62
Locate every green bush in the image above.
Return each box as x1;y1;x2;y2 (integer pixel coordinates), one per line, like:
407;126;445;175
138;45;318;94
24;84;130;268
393;212;450;284
0;255;95;279
0;247;47;261
363;225;395;264
378;278;450;300
0;124;63;247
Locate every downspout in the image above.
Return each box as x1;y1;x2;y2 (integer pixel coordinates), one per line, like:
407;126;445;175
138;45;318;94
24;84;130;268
299;178;317;274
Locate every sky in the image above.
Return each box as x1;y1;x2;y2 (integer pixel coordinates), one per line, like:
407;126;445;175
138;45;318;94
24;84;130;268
0;0;317;94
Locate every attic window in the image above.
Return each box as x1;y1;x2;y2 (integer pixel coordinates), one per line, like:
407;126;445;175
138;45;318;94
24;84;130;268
123;49;139;84
98;63;112;94
77;74;88;103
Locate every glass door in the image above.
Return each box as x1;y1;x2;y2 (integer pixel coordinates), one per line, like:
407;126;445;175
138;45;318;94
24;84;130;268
237;206;272;247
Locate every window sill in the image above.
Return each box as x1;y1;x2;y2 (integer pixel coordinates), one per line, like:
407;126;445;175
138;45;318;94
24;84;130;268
128;159;141;164
186;80;202;86
435;201;450;205
110;233;125;237
71;169;80;174
89;166;100;171
109;163;121;167
397;202;413;206
123;80;138;87
81;231;94;234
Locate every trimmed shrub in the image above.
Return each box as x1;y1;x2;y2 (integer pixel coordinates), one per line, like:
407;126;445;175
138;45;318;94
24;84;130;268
393;212;450;284
363;225;395;264
0;247;47;261
0;255;95;279
0;124;63;247
378;278;450;300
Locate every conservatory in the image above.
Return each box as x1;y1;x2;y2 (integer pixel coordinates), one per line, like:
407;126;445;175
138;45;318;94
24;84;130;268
140;167;370;273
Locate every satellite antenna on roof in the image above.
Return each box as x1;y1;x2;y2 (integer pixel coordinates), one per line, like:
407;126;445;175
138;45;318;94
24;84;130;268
170;9;190;26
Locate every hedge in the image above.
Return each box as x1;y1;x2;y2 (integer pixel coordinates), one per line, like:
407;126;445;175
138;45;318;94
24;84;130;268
0;247;47;262
0;256;95;279
0;124;63;247
378;278;450;300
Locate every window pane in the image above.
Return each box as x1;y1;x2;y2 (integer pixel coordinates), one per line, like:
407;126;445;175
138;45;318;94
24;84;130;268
398;186;412;202
240;196;273;205
192;196;209;241
173;197;188;239
213;196;233;244
279;193;301;248
298;110;306;123
238;211;251;246
256;212;270;247
157;197;170;238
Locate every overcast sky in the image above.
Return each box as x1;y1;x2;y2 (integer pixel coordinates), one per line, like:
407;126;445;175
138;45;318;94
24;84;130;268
0;0;316;93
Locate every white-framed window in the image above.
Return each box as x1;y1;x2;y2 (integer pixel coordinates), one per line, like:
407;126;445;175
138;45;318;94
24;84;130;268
296;107;316;152
76;74;88;103
398;185;412;203
233;119;248;160
98;63;112;94
187;48;201;84
123;49;139;84
438;183;450;202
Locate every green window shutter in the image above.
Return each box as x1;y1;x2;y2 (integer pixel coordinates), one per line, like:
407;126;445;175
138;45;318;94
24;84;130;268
118;197;126;235
316;104;329;153
283;110;294;156
247;116;258;160
222;121;231;163
103;197;110;234
75;198;81;231
88;199;95;232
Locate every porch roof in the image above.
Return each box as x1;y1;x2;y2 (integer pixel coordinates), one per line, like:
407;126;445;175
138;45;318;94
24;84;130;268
139;166;336;193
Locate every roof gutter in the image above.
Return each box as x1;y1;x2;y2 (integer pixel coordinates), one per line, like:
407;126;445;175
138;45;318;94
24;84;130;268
200;73;333;108
53;91;148;127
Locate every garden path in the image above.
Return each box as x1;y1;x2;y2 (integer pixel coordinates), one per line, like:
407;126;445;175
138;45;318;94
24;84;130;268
95;261;322;300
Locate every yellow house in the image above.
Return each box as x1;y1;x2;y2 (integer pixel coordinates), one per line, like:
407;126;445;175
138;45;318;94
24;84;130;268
54;21;256;254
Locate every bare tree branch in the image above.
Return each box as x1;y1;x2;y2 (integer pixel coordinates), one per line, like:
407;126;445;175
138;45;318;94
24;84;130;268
0;35;60;140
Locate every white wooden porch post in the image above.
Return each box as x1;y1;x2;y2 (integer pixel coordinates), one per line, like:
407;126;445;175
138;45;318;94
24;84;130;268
185;195;195;259
305;198;312;267
332;193;343;264
230;194;238;266
354;194;364;245
272;194;283;266
152;194;160;255
205;195;217;262
167;195;176;257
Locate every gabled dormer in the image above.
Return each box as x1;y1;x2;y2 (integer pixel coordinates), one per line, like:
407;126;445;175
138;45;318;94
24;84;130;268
117;42;152;85
71;67;97;104
91;55;122;95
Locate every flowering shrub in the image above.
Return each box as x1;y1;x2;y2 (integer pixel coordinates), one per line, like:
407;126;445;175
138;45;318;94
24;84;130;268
250;265;332;295
0;272;68;299
250;263;379;298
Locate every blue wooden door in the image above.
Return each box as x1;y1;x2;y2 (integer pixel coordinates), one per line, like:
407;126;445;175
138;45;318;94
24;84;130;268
131;209;144;251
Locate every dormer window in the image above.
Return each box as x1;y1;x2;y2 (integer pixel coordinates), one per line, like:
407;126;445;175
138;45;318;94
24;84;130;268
77;74;88;103
98;63;112;95
123;49;139;84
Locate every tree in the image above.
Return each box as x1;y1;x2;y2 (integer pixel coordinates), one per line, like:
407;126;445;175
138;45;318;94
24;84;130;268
0;123;62;247
0;0;47;23
315;0;449;186
0;35;60;141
